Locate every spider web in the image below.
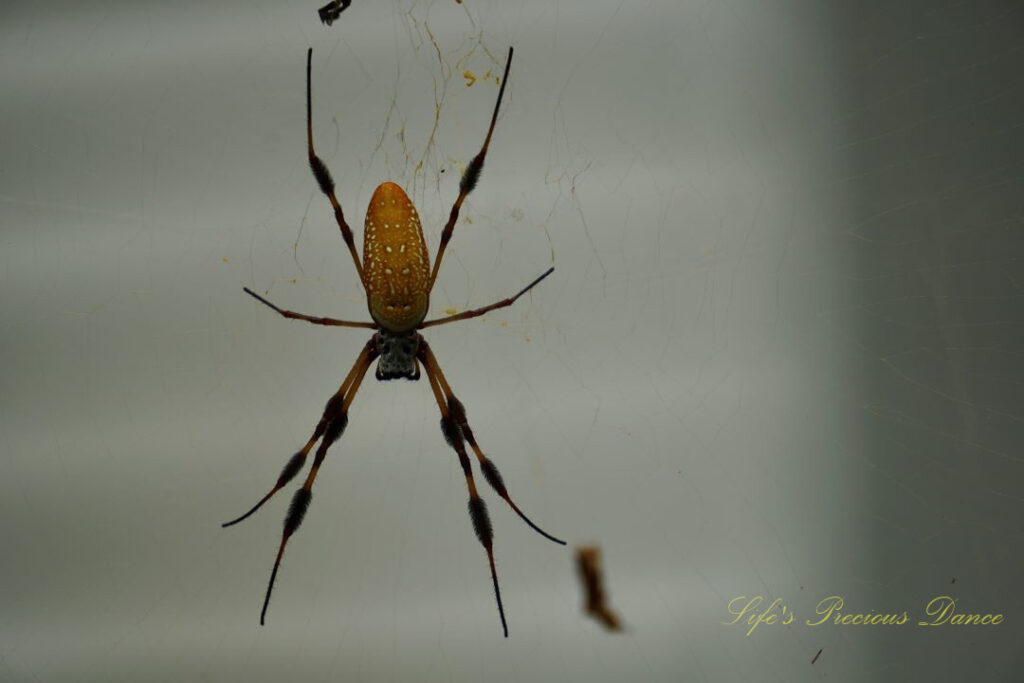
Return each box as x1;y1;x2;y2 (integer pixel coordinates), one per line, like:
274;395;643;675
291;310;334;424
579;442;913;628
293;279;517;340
0;0;1021;681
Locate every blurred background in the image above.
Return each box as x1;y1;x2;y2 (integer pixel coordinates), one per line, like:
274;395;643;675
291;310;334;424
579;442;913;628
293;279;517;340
2;0;1021;680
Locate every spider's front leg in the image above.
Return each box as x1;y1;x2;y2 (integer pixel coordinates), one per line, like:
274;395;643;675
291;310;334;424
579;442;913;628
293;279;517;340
223;337;379;624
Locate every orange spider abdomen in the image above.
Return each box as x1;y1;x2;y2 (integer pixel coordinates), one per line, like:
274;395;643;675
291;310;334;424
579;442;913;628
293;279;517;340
362;182;431;332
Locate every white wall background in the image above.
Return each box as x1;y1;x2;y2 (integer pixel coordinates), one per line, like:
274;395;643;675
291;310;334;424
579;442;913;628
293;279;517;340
2;0;1021;681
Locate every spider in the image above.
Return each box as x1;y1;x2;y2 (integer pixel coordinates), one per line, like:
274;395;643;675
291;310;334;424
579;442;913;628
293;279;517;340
223;46;564;638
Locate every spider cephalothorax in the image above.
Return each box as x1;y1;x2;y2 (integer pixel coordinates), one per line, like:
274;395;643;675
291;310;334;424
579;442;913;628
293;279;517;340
374;329;421;380
225;46;563;638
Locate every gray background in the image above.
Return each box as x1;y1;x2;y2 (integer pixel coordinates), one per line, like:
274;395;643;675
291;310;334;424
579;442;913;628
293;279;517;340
2;0;1021;681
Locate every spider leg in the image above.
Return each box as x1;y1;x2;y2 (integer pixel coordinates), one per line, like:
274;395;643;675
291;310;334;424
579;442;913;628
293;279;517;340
222;339;377;528
427;47;514;293
420;267;553;329
306;48;366;284
418;350;508;637
257;340;378;625
420;341;565;545
243;287;376;328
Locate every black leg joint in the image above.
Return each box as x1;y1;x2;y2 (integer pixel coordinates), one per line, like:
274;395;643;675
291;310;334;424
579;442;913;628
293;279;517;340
284;488;313;536
480;458;508;498
309;155;335;196
447;395;467;424
460;153;484;195
468;497;493;547
276;451;307;487
323;391;344;417
440;416;463;449
323;412;349;448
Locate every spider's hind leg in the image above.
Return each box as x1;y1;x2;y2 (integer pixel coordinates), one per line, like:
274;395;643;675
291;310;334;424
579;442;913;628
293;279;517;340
221;339;376;528
419;343;507;637
446;394;565;545
221;338;378;625
221;389;339;529
256;338;378;625
419;340;566;547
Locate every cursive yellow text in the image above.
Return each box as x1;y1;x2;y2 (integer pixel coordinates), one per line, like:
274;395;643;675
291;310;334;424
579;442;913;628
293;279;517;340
723;596;794;636
806;596;908;627
918;596;1004;626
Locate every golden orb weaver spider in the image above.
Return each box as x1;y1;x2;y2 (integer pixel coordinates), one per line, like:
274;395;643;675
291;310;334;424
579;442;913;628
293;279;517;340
223;47;564;638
